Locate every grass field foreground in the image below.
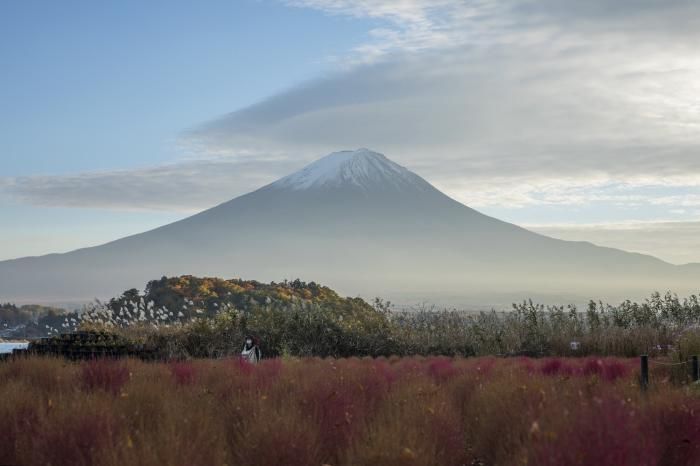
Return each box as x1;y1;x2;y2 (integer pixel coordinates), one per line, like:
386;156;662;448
1;356;699;466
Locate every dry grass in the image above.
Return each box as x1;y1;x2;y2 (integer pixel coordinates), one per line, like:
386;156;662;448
1;356;699;466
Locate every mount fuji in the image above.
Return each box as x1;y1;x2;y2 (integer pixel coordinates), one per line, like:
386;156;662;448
1;149;698;306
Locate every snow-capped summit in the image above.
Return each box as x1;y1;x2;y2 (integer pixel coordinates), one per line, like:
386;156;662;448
268;149;431;193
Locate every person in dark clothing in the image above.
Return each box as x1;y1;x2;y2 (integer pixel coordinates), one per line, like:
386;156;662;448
241;335;262;364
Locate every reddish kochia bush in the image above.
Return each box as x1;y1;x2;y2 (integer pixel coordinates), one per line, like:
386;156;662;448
535;357;631;381
581;358;630;382
232;405;322;466
530;395;661;466
528;393;700;466
253;357;284;390
372;357;399;386
30;410;119;466
170;361;197;385
300;359;383;461
540;358;567;376
653;396;700;466
80;359;130;395
0;394;40;464
426;357;459;384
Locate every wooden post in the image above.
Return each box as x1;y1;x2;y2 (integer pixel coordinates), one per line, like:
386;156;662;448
640;355;649;391
692;355;699;382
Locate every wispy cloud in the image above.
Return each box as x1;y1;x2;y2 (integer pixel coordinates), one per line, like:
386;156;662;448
1;155;301;212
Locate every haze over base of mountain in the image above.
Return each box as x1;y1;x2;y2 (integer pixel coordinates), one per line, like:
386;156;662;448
2;149;698;307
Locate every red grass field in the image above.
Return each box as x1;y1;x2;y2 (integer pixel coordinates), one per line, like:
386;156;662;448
1;356;699;466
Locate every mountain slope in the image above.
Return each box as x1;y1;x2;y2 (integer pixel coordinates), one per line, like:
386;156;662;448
1;149;698;305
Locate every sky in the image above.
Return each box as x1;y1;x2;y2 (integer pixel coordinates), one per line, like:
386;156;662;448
1;0;699;264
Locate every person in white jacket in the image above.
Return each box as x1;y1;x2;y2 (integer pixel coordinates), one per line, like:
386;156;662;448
241;335;262;364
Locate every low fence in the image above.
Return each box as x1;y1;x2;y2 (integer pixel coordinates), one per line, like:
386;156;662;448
640;354;700;390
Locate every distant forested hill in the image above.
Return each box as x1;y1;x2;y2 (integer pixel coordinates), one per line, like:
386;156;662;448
105;275;375;321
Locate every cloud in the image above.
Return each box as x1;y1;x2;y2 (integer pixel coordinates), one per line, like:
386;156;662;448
284;0;700;67
1;155;301;212
191;0;700;192
4;0;700;221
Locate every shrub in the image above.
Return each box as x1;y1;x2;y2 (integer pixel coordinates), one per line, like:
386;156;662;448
29;408;118;466
169;361;196;385
80;359;130;395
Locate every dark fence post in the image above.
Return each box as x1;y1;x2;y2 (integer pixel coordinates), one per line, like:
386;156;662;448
692;355;699;382
640;355;649;391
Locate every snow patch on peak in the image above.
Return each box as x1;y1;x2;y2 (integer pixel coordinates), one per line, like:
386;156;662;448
268;149;430;192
